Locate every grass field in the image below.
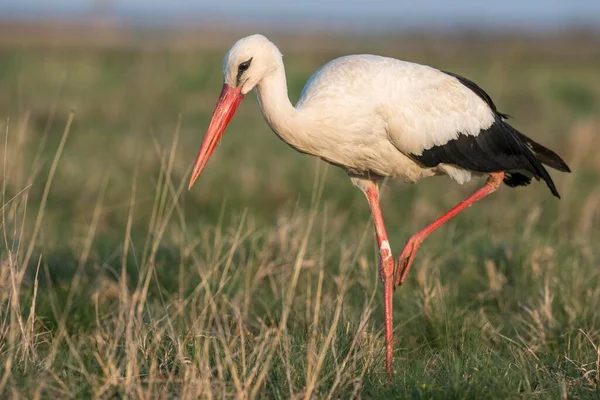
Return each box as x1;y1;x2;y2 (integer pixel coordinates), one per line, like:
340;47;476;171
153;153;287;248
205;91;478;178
1;30;600;398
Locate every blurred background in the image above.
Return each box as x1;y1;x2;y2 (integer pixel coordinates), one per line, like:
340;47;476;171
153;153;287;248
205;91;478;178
1;1;599;397
2;1;600;45
3;0;600;32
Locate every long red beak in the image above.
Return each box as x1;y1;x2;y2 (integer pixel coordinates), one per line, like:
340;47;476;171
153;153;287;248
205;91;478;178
188;84;244;189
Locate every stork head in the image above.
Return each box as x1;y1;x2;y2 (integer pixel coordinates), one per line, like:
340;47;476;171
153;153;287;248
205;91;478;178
188;34;282;189
223;34;283;95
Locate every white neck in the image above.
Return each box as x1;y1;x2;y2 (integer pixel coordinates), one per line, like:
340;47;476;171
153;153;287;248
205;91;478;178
255;66;315;155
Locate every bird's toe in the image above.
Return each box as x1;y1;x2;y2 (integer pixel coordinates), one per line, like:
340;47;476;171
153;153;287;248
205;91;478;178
394;237;422;287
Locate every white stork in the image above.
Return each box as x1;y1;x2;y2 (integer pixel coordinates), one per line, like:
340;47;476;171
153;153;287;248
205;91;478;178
188;34;570;374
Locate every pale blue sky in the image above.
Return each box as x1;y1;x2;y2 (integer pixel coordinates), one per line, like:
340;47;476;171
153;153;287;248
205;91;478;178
2;0;599;31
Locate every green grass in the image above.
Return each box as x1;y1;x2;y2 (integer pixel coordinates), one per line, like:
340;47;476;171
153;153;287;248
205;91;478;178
1;34;599;399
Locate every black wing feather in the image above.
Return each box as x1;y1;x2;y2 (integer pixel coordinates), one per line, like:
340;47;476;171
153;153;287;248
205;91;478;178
513;130;571;173
504;172;533;187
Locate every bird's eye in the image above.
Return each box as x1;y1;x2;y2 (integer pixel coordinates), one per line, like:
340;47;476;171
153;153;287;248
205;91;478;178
238;62;250;72
235;58;253;86
238;59;252;72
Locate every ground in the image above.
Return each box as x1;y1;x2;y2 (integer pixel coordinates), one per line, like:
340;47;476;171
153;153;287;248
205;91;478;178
0;30;599;398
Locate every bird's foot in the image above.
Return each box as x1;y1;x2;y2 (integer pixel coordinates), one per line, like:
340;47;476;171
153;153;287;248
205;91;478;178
394;235;422;287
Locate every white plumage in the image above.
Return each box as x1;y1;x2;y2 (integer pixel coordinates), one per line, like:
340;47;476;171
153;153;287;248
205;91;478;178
225;35;494;186
298;55;495;152
189;34;570;375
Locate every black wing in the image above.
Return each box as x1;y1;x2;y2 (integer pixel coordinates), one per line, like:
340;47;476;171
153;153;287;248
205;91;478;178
409;72;570;198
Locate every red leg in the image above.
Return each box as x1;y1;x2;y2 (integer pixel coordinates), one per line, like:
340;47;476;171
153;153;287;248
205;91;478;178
395;172;505;287
364;182;395;375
